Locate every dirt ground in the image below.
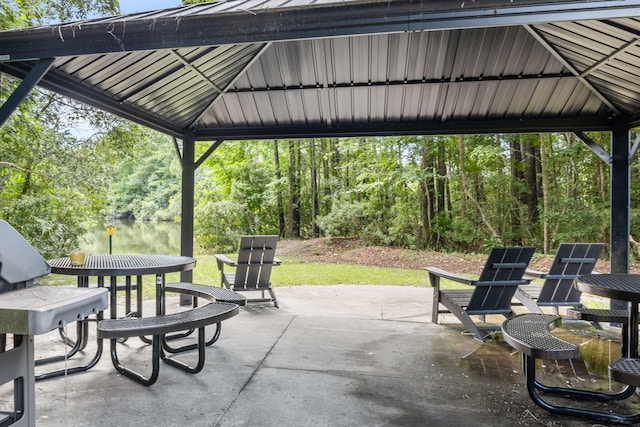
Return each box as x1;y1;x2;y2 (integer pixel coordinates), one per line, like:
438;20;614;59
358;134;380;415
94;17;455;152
276;237;632;274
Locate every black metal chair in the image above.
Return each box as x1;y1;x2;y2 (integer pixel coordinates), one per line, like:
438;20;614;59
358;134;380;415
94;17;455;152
426;246;535;341
513;242;604;314
214;235;281;308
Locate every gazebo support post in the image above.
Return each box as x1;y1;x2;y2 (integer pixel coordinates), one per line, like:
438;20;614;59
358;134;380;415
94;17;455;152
180;132;196;305
610;117;631;311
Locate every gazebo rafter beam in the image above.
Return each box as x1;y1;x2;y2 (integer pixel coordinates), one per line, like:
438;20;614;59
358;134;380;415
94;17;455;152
188;42;272;129
170;50;223;94
524;24;620;115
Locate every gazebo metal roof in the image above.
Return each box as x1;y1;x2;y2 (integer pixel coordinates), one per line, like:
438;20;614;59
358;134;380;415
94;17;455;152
0;0;639;278
3;0;640;140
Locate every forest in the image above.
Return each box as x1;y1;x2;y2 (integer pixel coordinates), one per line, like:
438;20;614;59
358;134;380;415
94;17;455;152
2;1;639;258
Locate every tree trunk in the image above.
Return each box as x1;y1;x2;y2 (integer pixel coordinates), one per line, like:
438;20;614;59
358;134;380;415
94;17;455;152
321;139;332;212
310;139;319;236
539;133;550;254
597;132;608;204
564;132;579;201
510;136;525;245
419;139;436;248
458;135;467;218
331;138;341;200
523;136;540;231
436;139;447;215
273;140;286;237
288;140;301;238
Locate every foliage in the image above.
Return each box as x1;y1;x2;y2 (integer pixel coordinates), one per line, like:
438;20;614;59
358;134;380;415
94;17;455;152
0;1;136;256
107;127;181;221
99;130;619;255
194;140;280;251
1;0;118;29
194;187;246;252
190;255;429;287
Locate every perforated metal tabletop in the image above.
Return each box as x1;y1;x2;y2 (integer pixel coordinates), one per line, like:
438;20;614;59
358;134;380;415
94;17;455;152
48;254;195;277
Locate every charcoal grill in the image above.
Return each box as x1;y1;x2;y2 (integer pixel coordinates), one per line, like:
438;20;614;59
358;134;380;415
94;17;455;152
0;220;107;426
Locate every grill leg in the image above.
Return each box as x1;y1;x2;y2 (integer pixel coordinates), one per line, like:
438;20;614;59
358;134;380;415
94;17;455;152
0;335;35;426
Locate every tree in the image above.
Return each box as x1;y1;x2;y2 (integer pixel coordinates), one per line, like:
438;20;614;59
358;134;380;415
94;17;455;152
287;140;301;238
273;140;286;237
0;1;133;256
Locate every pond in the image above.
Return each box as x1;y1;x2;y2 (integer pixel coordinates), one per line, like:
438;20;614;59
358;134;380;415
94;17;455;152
79;220;181;255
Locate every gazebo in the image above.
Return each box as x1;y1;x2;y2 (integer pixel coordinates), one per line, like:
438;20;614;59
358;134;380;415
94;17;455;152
1;0;639;283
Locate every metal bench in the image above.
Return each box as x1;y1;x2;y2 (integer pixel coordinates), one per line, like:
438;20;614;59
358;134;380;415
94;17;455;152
567;307;628;323
97;302;239;386
567;307;630;354
166;282;247;305
501;313;579;359
502;313;638;424
165;282;246;347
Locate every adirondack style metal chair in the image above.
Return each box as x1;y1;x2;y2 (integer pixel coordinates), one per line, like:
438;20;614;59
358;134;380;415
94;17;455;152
426;246;535;341
214;235;281;308
513;242;604;315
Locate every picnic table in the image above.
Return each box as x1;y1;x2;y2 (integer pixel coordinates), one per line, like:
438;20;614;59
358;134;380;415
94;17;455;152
502;273;640;425
48;254;239;385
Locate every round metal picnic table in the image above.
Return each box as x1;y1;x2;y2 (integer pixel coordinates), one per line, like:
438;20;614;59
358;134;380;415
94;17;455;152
574;273;640;358
44;254;196;379
49;254;195;277
49;254;196;317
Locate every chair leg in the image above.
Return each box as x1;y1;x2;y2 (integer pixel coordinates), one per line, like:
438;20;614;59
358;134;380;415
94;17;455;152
513;288;544;314
438;293;492;341
429;273;440;324
269;288;279;308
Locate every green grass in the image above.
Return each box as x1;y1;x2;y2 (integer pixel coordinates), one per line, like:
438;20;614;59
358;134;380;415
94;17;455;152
42;253;430;299
192;254;428;287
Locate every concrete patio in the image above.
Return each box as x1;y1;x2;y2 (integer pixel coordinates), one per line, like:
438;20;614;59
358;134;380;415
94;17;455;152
23;285;638;426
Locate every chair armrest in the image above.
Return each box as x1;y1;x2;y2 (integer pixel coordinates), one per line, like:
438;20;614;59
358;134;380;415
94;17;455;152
214;254;237;270
424;267;475;286
523;268;547;280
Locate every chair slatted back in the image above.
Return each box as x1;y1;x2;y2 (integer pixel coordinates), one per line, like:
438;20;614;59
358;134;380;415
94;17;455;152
536;242;604;306
467;246;535;314
233;235;278;291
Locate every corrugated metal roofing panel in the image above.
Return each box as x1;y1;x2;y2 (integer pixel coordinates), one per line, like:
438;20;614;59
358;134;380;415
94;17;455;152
534;19;640;115
5;0;640;139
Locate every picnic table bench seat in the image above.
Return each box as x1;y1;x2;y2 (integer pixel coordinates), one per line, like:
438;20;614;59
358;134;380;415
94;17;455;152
566;307;628;323
501;313;638;424
97;302;239;386
501;313;579;359
165;282;246;347
566;307;631;354
166;282;247;305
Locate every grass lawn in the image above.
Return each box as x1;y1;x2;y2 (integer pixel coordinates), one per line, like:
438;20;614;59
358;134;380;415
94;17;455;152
192;254;429;287
42;253;430;299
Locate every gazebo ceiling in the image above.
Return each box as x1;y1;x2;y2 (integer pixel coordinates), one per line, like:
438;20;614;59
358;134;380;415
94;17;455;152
3;0;640;140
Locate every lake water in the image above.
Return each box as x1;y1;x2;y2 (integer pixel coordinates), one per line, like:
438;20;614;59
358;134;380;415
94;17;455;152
80;220;181;255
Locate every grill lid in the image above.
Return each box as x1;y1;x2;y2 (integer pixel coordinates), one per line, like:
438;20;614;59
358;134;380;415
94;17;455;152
0;220;51;287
